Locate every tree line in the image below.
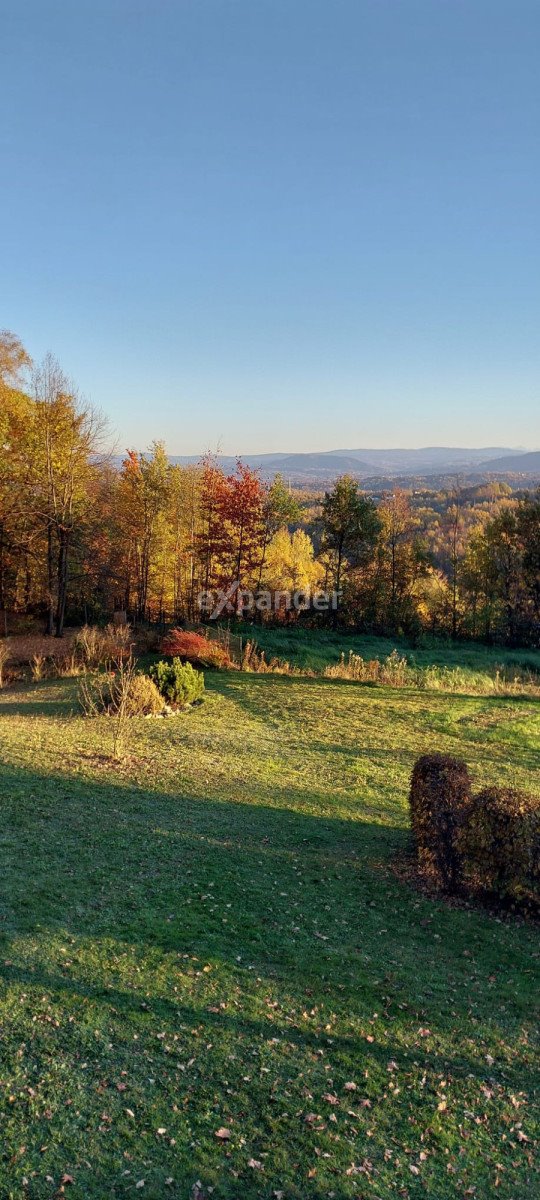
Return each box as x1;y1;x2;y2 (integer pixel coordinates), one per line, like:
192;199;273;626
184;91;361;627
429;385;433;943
1;331;539;645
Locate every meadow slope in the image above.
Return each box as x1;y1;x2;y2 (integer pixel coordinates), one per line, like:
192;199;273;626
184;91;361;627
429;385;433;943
0;672;538;1199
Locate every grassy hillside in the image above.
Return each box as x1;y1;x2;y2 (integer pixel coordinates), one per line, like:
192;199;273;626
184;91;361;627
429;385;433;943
0;671;539;1198
232;622;540;676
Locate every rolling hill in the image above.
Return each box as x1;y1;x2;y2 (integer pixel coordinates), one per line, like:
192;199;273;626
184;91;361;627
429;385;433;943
479;450;540;474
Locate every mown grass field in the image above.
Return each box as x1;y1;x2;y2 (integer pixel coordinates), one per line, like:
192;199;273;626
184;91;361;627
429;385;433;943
0;666;539;1199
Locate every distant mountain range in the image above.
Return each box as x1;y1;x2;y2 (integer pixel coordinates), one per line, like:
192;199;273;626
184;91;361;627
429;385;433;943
477;449;540;474
158;446;537;479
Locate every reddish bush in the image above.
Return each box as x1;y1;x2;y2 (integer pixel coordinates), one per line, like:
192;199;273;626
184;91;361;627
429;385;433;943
161;628;230;669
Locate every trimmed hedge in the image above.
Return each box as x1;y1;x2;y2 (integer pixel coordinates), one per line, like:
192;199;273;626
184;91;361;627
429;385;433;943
465;786;540;897
409;756;539;903
409;754;472;892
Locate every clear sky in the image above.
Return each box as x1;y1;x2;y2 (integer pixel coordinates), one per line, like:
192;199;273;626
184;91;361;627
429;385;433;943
2;0;539;454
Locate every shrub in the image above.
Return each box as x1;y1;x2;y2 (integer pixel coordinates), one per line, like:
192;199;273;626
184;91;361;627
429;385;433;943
149;658;205;707
79;656;156;759
161;628;230;669
122;672;165;716
464;786;540;898
81;667;164;717
409;754;472;892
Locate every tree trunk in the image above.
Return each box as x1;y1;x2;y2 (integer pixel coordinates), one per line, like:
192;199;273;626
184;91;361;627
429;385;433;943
0;520;4;612
46;522;54;635
333;542;343;628
55;529;69;637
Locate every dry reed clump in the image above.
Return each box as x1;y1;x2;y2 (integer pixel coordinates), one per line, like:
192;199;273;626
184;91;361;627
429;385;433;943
74;623;133;669
325;649;410;686
241;640;313;675
325;650;540;696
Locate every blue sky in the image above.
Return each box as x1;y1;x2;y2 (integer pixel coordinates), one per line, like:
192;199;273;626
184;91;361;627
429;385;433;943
2;0;539;454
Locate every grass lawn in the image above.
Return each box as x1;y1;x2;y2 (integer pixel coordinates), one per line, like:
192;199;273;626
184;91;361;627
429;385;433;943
231;622;540;678
0;669;539;1198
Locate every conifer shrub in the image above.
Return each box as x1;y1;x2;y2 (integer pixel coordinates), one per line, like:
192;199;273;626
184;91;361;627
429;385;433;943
409;753;472;892
464;786;540;898
149;657;205;707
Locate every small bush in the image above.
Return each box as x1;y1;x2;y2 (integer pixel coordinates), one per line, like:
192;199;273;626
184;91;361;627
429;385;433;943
81;668;164;717
409;754;472;892
123;672;165;716
464;786;540;899
161;629;230;669
149;658;205;707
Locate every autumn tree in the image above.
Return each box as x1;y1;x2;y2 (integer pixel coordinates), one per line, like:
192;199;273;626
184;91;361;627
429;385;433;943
372;489;428;633
117;443;170;620
197;460;265;612
516;490;540;640
0;333;33;613
256;474;300;592
31;355;108;635
321;476;380;623
263;528;323;617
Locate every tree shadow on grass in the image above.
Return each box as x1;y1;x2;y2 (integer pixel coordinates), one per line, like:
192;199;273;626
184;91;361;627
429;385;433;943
1;954;533;1094
0;759;537;1032
0;676;80;716
1;757;539;1199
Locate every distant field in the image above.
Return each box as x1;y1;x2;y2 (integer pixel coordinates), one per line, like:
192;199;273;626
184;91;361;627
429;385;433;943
0;667;538;1198
232;621;540;676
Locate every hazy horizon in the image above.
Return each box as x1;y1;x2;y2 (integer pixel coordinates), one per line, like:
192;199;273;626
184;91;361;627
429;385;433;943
106;440;536;458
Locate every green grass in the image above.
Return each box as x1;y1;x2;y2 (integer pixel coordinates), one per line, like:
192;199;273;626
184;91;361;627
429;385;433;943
232;621;540;677
0;670;539;1199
